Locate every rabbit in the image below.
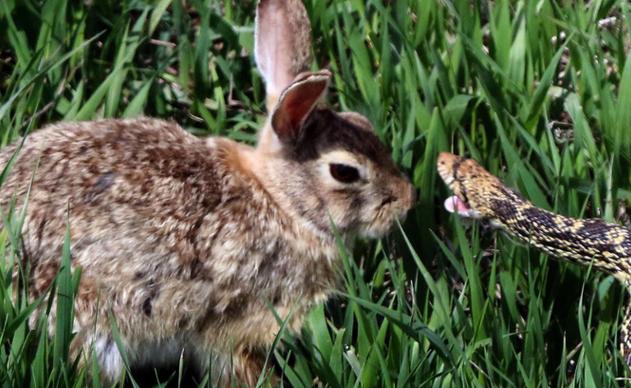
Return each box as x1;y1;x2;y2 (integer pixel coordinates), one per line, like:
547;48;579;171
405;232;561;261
0;0;416;385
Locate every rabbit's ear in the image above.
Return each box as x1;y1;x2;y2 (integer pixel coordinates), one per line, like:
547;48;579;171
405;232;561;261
255;0;313;112
271;71;330;145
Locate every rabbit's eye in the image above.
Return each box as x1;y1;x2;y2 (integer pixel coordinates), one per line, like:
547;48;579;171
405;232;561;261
329;163;360;184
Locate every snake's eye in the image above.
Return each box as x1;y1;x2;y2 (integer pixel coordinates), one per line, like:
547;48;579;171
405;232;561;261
329;163;360;184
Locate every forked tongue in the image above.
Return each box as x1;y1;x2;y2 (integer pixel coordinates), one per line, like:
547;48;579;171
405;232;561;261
444;195;476;218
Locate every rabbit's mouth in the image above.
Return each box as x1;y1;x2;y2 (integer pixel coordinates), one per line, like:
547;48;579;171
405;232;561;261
359;204;409;239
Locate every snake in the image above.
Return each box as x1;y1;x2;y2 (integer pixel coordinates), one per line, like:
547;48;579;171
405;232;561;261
436;151;631;365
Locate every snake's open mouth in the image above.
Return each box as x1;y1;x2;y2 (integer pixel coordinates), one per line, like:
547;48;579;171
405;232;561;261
437;152;483;219
444;195;479;218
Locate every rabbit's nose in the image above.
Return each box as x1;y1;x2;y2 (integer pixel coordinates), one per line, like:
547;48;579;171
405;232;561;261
411;186;419;205
398;179;417;210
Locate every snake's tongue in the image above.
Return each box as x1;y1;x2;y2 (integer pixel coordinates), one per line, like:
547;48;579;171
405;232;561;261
444;195;475;218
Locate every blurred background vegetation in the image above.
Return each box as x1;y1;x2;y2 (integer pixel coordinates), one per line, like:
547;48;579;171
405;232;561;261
2;0;631;386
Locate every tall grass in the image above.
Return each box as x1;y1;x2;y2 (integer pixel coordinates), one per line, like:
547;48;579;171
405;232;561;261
1;0;631;386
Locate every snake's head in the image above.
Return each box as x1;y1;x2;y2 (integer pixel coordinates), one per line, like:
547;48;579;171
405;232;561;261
436;152;504;220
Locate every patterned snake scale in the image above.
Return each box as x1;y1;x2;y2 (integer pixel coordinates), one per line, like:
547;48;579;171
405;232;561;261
436;152;631;365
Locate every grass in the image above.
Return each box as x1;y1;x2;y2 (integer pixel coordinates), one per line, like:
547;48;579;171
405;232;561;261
1;0;631;386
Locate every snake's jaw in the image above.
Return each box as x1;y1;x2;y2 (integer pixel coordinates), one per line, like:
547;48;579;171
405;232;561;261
437;152;482;219
444;195;483;219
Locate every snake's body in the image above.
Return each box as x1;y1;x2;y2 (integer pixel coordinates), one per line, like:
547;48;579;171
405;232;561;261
482;185;631;280
437;152;631;364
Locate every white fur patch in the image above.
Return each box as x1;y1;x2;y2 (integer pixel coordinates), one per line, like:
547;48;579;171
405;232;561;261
93;337;124;381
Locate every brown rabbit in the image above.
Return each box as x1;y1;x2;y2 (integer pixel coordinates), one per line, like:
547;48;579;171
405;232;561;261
1;0;415;385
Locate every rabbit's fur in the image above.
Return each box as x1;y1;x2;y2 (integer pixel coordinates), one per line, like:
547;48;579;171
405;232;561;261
1;0;415;385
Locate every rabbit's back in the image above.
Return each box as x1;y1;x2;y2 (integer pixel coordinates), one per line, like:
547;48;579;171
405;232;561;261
3;118;221;281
